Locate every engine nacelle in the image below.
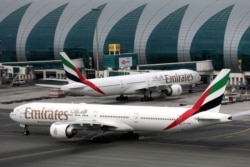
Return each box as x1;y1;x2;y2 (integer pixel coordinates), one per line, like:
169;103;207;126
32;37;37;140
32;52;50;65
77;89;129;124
50;123;77;139
164;84;182;96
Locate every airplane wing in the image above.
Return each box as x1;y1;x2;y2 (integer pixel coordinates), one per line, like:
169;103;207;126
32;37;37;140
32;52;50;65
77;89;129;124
123;83;149;94
124;82;182;97
123;83;170;93
58;119;134;131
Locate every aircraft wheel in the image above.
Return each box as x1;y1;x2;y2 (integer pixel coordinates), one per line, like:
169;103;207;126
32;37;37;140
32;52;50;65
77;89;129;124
141;98;145;102
122;132;139;140
116;95;128;101
141;97;153;102
92;135;110;143
24;130;30;135
133;133;139;140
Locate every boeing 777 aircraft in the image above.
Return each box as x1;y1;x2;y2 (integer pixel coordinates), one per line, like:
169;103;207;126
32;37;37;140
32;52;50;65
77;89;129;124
10;69;232;142
37;52;201;101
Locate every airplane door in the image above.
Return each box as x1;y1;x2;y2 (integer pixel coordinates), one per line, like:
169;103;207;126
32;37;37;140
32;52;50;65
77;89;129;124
120;80;125;89
92;111;98;123
20;111;23;119
147;77;151;87
134;113;139;123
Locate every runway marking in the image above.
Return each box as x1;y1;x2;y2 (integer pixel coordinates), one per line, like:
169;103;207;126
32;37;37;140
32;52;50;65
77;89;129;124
0;147;75;161
0;123;17;127
186;127;250;141
139;136;152;140
0;117;9;120
239;133;246;136
246;121;250;125
140;141;250;152
0;133;22;136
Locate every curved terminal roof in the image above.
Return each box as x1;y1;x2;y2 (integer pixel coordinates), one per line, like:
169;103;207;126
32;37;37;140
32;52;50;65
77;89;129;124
0;0;250;71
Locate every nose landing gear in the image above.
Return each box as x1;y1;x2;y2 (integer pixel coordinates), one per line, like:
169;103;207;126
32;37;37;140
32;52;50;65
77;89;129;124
20;124;30;135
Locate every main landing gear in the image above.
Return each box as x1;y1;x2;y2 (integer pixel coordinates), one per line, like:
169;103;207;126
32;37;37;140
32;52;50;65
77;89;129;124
116;94;128;101
141;89;153;102
122;131;139;140
92;129;111;143
141;95;153;102
92;131;139;143
92;135;110;143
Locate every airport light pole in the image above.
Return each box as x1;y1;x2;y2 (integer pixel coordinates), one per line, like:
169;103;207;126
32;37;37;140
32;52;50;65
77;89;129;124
92;8;101;78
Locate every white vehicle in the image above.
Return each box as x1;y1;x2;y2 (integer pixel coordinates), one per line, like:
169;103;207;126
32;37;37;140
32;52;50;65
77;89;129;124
13;79;25;85
10;69;232;142
38;52;201;101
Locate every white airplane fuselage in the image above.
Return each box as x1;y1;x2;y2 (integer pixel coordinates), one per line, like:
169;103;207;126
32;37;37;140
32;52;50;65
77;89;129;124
61;69;200;96
10;102;231;134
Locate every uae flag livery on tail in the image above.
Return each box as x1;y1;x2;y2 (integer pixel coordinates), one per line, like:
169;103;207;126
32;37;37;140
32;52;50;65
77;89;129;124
165;69;230;130
60;52;105;95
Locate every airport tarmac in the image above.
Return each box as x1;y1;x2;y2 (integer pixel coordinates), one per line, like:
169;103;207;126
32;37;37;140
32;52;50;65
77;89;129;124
0;85;250;167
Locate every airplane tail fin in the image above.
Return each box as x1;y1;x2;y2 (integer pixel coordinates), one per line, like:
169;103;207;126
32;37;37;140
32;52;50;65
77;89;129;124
192;69;230;113
165;69;230;130
60;52;86;84
60;52;105;95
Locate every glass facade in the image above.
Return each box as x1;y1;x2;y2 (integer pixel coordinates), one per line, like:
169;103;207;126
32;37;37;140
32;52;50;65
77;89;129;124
104;5;146;54
0;1;250;72
190;5;234;70
238;27;250;71
64;4;105;68
146;5;188;64
138;62;196;71
3;61;62;70
0;3;31;62
26;4;68;61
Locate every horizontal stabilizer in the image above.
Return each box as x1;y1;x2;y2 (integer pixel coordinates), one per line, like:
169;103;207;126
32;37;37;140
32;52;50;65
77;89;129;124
35;84;62;88
230;110;250;118
195;114;221;121
61;82;86;89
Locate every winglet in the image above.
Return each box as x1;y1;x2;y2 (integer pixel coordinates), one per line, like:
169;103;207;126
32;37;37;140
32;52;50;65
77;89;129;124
60;52;105;95
165;69;230;130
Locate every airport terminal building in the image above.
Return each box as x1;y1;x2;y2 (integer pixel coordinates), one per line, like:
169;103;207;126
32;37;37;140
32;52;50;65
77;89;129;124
1;0;250;72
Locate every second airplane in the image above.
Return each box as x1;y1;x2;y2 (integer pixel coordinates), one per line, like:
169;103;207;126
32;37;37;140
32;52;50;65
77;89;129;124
39;52;201;101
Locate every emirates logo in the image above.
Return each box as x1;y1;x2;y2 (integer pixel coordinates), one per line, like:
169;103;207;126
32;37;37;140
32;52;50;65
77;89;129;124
121;60;127;64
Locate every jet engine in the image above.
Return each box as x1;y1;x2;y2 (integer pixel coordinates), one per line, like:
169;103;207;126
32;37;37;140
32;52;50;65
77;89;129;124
164;84;182;96
50;123;77;139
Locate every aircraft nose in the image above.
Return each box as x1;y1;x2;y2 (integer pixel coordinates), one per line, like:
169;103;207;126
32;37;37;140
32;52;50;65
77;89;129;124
9;107;19;121
9;111;16;121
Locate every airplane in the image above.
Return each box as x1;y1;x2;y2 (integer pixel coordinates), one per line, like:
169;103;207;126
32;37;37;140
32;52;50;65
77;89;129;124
37;52;201;101
10;69;232;142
